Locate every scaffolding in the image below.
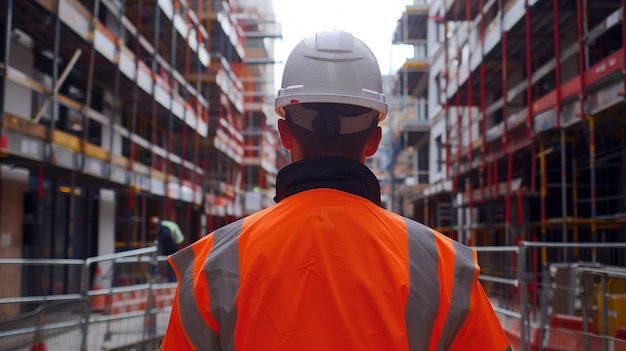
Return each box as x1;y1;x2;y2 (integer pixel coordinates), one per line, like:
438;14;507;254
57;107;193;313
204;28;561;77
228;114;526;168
393;0;626;257
0;0;280;299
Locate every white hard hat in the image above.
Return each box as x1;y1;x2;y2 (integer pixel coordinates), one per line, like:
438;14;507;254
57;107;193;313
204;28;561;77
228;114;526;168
275;30;388;134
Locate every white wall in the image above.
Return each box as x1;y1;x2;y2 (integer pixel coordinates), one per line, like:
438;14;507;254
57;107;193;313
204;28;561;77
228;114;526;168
4;32;34;119
97;189;116;288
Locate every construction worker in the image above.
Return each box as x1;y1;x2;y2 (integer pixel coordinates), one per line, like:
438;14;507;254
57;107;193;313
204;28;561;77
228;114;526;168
149;216;184;281
162;30;511;350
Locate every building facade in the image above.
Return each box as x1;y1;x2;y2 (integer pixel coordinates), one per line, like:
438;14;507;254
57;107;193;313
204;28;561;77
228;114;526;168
0;0;281;297
391;0;626;248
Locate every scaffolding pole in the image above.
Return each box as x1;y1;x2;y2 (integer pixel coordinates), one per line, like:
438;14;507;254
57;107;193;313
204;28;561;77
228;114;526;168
523;0;532;242
500;0;512;246
539;137;547;265
45;0;63;247
466;0;473;172
560;128;567;257
480;0;486;202
493;149;498;200
553;0;562;129
32;49;82;124
166;6;178;220
45;4;61;142
0;0;13;262
454;0;461;195
0;0;12;132
571;140;579;256
82;0;101;170
192;20;203;233
524;0;532;140
182;13;191;189
444;18;451;181
108;0;126;190
128;0;144;240
587;114;597;254
553;0;568;258
623;0;626;96
575;0;586;256
0;0;12;226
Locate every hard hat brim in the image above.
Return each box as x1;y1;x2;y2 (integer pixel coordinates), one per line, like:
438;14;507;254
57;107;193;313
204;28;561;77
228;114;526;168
275;94;388;122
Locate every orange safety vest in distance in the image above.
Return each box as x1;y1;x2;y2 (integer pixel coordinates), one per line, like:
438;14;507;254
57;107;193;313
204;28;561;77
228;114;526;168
162;158;510;351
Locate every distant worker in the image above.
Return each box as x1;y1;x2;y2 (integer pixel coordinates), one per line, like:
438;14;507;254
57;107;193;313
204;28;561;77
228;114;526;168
162;30;511;350
149;216;184;281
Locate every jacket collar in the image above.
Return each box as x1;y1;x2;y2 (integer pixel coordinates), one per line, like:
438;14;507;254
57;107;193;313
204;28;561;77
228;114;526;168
274;157;382;206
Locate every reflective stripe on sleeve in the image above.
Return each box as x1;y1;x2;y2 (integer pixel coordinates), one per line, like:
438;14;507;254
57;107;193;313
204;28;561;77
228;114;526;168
403;218;479;351
435;240;477;350
403;218;441;351
170;243;221;350
206;219;244;351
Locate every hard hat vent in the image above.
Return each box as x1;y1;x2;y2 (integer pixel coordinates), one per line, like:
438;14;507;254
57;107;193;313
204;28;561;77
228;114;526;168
315;31;354;53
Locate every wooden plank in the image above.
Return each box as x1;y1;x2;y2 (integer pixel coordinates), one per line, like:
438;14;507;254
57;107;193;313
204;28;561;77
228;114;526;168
6;67;49;94
52;130;81;151
151;169;167;180
84;143;109;160
2;114;48;140
112;154;129;168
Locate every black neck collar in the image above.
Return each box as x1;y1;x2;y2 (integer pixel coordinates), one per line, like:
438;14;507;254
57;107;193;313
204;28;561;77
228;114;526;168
274;157;382;206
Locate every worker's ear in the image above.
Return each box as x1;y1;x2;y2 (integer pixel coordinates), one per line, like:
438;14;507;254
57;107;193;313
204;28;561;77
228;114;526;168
277;119;294;150
364;126;382;157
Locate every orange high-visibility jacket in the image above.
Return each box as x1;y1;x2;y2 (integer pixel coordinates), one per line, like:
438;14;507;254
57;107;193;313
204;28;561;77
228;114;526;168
162;158;510;351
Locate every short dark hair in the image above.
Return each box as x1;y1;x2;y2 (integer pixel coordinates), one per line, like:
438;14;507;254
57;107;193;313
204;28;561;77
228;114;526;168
285;112;377;160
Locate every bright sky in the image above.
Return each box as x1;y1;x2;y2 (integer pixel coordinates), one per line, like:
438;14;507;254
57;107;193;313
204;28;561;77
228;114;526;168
271;0;415;78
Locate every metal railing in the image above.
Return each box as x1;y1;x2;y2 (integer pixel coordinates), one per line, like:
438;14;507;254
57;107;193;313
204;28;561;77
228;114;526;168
476;241;626;351
0;246;176;351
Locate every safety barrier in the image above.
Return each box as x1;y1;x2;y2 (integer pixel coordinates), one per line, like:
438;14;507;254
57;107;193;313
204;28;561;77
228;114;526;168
477;242;626;351
0;246;175;351
0;299;89;351
102;284;175;315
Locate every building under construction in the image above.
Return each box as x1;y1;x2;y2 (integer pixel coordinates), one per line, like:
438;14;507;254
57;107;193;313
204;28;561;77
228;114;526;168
392;0;626;248
389;0;626;348
0;0;283;297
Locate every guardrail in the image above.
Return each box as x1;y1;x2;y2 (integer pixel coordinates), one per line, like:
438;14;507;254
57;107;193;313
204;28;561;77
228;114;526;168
0;246;176;351
476;241;626;351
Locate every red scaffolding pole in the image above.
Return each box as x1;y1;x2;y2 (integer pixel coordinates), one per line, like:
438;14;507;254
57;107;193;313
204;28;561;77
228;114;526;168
588;0;598;247
466;0;473;172
455;0;461;194
130;0;146;212
525;0;536;194
444;19;451;181
577;0;586;112
623;0;626;95
479;0;487;202
553;0;562;128
500;0;511;230
182;14;191;186
493;149;498;200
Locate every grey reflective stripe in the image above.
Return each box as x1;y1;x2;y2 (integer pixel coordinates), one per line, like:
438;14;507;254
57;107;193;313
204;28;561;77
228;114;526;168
170;245;221;350
169;219;244;351
206;220;243;351
436;241;476;350
403;218;478;351
404;218;441;351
